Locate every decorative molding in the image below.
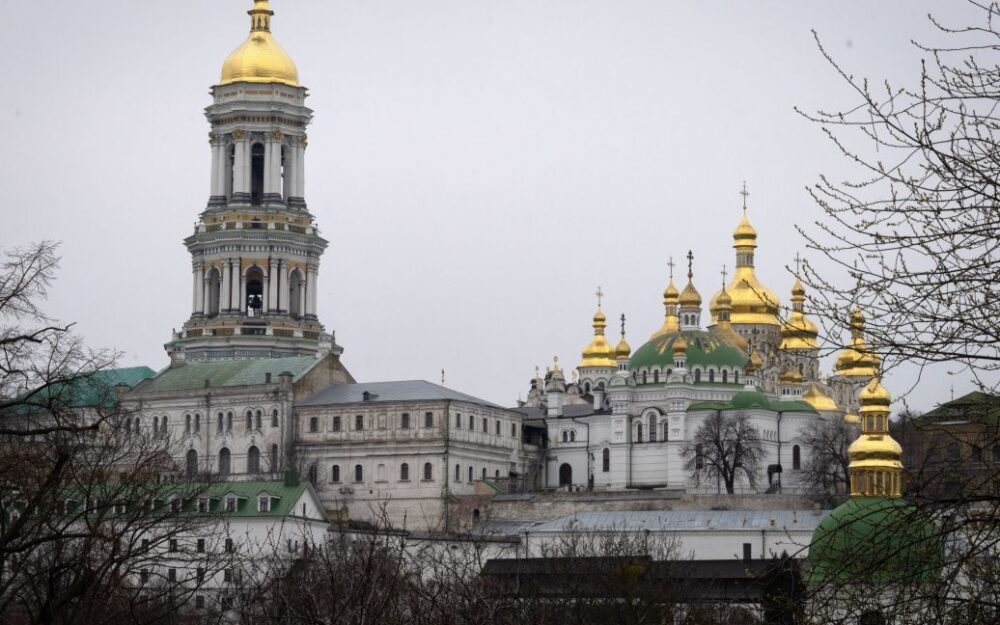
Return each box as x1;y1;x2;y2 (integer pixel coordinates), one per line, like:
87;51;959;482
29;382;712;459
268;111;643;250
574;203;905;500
232;128;247;141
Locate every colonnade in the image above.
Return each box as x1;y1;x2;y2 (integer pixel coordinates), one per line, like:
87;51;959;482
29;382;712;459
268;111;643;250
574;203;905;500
192;259;317;319
208;132;306;204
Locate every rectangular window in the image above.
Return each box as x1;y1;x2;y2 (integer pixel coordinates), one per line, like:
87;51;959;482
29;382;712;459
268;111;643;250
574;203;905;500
168;568;177;582
225;497;237;512
742;543;752;562
309;417;318;433
224;568;233;583
424;412;434;428
225;538;234;553
355;415;364;431
140;569;149;583
141;538;150;551
197;538;205;553
469;415;474;431
258;496;270;512
195;595;205;609
168;538;179;553
196;568;205;582
511;423;517;438
332;416;341;432
455;413;461;428
401;413;410;429
197;498;209;512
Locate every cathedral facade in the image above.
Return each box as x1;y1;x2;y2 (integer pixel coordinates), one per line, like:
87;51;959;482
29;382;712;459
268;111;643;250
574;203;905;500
517;204;881;494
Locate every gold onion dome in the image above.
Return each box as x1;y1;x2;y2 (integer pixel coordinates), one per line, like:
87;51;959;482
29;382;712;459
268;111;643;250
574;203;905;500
709;205;781;326
580;309;617;368
221;1;300;87
835;308;881;377
745;351;763;373
652;263;681;338
709;281;750;352
673;335;688;355
802;383;839;411
848;378;903;497
779;368;803;384
780;278;819;351
678;251;702;307
614;315;631;359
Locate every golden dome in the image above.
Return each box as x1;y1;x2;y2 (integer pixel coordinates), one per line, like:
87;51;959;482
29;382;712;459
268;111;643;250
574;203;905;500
745;351;763;373
709;209;780;326
834;308;881;378
779;369;803;384
780;278;819;351
651;272;680;339
843;412;861;425
709;285;750;352
678;281;702;307
615;313;632;359
673;335;688;354
859;378;892;414
848;377;903;497
580;309;616;368
220;1;300;87
803;383;839;411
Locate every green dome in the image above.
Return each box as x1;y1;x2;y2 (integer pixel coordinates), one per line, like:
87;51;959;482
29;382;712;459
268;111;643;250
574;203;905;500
729;390;771;410
629;330;748;374
808;497;941;585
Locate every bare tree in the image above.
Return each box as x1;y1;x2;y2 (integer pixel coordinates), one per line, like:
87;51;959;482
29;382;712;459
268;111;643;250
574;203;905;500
683;412;764;495
795;1;1000;394
798;416;853;497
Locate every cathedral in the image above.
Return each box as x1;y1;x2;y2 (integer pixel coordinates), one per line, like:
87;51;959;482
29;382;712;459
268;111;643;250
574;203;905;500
517;196;883;493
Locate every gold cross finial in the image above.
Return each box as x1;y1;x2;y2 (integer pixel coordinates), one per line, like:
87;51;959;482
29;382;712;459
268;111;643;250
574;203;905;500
686;250;694;280
667;257;675;280
595;286;604;309
721;264;728;289
794;252;802;276
620;313;626;338
740;181;750;211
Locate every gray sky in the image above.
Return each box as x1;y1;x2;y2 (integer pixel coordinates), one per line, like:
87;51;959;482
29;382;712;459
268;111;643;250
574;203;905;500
2;0;984;412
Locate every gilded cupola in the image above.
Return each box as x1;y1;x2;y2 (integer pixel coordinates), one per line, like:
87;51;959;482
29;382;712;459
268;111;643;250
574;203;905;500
802;383;839;412
221;1;300;87
834;308;881;378
651;258;681;339
614;314;632;359
580;290;617;369
709;185;781;326
709;268;750;352
780;278;819;351
848;378;902;497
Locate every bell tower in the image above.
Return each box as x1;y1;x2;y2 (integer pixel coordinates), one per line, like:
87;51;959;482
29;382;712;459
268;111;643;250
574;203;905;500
166;0;338;362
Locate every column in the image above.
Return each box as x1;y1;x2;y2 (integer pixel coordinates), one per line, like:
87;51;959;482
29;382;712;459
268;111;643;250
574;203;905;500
232;130;249;202
192;262;204;315
215;139;229;202
208;138;223;205
298;270;306;318
288;138;305;207
221;260;232;313
279;260;290;314
202;270;212;316
239;264;247;315
268;258;279;315
306;266;318;318
264;133;284;204
262;272;270;314
284;145;295;202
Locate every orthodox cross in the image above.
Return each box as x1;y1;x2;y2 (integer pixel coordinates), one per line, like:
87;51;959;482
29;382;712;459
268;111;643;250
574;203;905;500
440;369;446;386
740;181;750;210
794;252;802;276
721;264;728;289
620;313;626;337
595;286;604;309
686;250;694;279
667;257;675;280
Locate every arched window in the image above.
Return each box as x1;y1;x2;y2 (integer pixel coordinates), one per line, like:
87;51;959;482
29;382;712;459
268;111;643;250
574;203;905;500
455;464;461;481
642;371;648;384
161;416;168;433
246;411;253;431
482;467;487;480
218;448;231;476
570;431;576;442
332;465;341;482
308;464;318;485
495;420;501;435
722;370;728;383
637;423;643;444
354;464;363;483
649;414;657;443
734;371;740;384
602;448;610;472
134;417;140;433
245;266;264;317
226;412;233;432
269;444;279;472
709;370;715;383
792;445;801;471
562;431;568;443
423;462;433;480
153;416;159;432
186;449;198;477
694;369;701;383
247;446;260;473
400;463;409;481
654;370;659;384
185;414;192;433
466;466;473;482
255;410;262;430
511;423;517;438
400;413;410;429
271;409;279;428
495;469;500;479
469;415;475;431
559;463;572;487
250;143;265;205
194;413;201;432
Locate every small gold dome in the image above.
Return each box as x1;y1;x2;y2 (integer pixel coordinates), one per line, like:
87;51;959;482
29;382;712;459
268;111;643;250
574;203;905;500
679;281;702;307
652;275;681;339
733;211;758;245
780;278;819;351
664;279;679;302
779;369;803;384
859;378;892;413
843;413;861;425
615;337;632;359
673;335;688;354
709;209;780;326
834;308;881;378
580;309;616;368
745;351;763;373
803;383;839;411
221;1;300;87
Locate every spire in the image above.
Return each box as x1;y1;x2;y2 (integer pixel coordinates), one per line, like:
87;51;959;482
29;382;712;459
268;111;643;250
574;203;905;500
847;378;903;497
220;0;299;87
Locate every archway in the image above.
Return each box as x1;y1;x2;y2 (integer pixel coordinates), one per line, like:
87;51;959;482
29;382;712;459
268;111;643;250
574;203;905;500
250;143;265;205
245;266;264;316
558;463;572;488
186;449;198;477
206;268;221;317
218;447;231;476
247;445;260;474
288;269;304;318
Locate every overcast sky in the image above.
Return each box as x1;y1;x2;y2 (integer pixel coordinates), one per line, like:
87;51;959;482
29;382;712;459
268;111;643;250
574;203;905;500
2;1;985;412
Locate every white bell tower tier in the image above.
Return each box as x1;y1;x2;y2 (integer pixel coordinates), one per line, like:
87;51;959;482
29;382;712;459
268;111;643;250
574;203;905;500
166;0;339;362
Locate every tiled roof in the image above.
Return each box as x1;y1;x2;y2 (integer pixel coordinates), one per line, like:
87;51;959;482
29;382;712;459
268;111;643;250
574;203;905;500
132;357;319;393
298;380;503;409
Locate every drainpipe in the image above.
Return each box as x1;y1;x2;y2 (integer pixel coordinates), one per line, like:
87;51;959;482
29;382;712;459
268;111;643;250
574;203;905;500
442;400;452;532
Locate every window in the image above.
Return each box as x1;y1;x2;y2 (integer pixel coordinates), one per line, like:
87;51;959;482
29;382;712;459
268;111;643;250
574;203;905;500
972;445;983;463
226;412;233;432
196;568;205;583
269;444;279;472
602;448;610;472
722;370;728;383
496;420;501;435
332;416;341;432
455;413;462;427
309;417;319;433
468;466;474;482
482;417;488;432
654;370;659;384
993;445;1000;463
423;462;433;481
141;538;150;551
637;424;643;444
185;414;192;433
511;423;517;438
271;409;279;427
455;464;461;481
648;414;657;443
186;449;199;477
140;569;149;583
217;412;224;433
695;444;704;470
195;413;201;432
225;497;237;512
400;463;409;481
562;431;568;443
709;370;715;383
401;413;410;429
246;410;253;431
742;543;752;562
255;410;262;430
482;467;487;480
425;412;434;427
195;595;205;609
332;465;341;482
947;442;961;461
694;369;701;383
355;415;364;431
469;415;474;431
224;568;233;583
247;446;260;473
169;538;179;552
570;431;576;442
308;464;318;485
197;498;209;513
793;445;801;470
734;371;740;384
354;464;363;482
258;496;270;512
225;538;234;553
218;448;231;476
197;538;205;553
168;568;177;582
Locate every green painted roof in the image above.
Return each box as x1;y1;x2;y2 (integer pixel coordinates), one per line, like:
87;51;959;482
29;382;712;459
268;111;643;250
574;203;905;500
194;480;315;518
921;391;1000;422
687;391;817;414
808;497;941;585
17;366;155;411
133;357;319;393
629;330;748;374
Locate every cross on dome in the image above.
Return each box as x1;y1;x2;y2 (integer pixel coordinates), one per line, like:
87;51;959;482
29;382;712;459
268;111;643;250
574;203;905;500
595;286;604;309
686;250;694;279
740;181;750;211
667;257;675;280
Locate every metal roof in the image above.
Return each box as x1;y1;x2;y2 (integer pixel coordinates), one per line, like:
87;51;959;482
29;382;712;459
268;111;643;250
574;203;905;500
132;357;319;393
298;380;503;409
479;509;829;535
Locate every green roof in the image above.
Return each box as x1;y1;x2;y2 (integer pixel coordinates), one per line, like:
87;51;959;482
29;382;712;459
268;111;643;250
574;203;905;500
687;391;817;414
920;391;1000;422
16;366;155;411
629;330;748;374
194;480;316;518
132;357;319;393
808;497;941;585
